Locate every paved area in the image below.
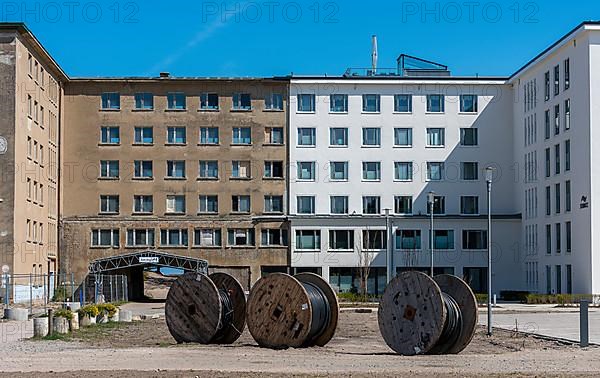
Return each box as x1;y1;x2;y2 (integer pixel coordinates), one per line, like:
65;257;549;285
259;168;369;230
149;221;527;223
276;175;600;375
120;301;165;317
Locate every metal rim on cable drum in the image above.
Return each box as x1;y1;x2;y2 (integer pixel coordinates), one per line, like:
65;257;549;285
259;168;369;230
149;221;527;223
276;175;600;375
165;272;246;344
246;273;339;349
377;271;478;356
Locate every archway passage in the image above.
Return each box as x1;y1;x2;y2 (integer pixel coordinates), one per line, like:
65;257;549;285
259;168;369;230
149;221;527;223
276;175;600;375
88;250;209;301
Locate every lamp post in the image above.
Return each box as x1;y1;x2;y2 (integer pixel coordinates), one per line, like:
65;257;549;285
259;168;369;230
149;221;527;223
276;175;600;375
2;265;9;305
385;208;393;283
428;191;435;277
485;167;494;336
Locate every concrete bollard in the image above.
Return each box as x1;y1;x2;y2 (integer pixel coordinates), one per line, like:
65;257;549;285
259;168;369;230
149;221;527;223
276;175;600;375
33;317;49;338
70;314;79;331
4;308;29;321
80;314;96;327
119;309;133;323
580;300;589;347
52;317;69;335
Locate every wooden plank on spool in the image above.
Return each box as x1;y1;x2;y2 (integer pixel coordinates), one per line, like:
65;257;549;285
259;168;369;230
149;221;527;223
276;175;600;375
246;273;312;349
209;272;246;344
294;272;339;347
165;273;221;344
433;274;478;354
377;271;446;355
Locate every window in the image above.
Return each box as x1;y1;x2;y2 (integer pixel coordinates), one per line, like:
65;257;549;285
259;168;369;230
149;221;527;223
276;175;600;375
330;94;348;112
545;186;551;216
134;93;153;110
101;93;120;110
544;71;550;101
545;110;550;139
298;128;316;146
134;127;153;144
227;229;255;246
362;196;380;214
565;180;571;212
362;94;380;112
297;162;316;181
200;127;219;145
546;225;551;254
232;93;251;110
296;230;320;250
565;140;571;171
555;223;561;253
134;161;153;179
167;92;186;110
431;230;454;250
27;136;32;158
330;196;349;214
264;195;283;213
100;160;119;179
194;229;222;247
545;148;551;178
166;195;186;214
232;195;251;213
91;229;120;248
395;196;412;215
427;162;444;181
460;196;479;215
329;230;354;250
166;161;186;178
200;93;219;110
394;128;412;147
460;95;478;113
554;104;560;135
426;128;445;147
554;65;560;96
297;94;315;112
100;126;120;144
330;128;348;147
133;195;153;214
362;128;381;147
564;58;570;90
427;94;445;112
27;95;32;117
555;183;561;214
461;162;479;181
100;195;119;213
199;195;218;213
394;162;413;181
428;196;445;215
330;162;349;181
297;196;315;214
161;229;188;247
264;127;284;144
198;161;218;179
555;144;560;174
395;230;421;250
261;229;287;246
265;93;283;110
564;99;571;131
231;161;251;179
232;127;251;144
462;230;487;250
394;94;412;112
264;161;284;179
566;222;572;253
127;229;155;247
167;126;186;144
460;128;478;146
362;162;381;181
363;230;386;250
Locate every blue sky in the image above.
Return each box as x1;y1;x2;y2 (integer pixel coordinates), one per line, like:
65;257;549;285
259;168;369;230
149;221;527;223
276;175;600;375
4;0;599;77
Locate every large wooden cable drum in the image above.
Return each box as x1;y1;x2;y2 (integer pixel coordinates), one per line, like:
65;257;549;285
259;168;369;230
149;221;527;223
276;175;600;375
377;271;478;356
246;273;339;349
165;272;246;344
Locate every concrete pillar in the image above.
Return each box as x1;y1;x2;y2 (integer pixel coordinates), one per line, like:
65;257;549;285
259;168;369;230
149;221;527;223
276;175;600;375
33;317;49;338
119;309;132;322
4;308;28;321
250;264;262;287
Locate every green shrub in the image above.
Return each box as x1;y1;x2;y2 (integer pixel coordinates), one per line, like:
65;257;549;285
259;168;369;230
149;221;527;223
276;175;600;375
524;294;594;305
97;303;118;318
52;287;68;302
475;294;488;305
500;290;530;302
337;292;378;303
79;304;99;318
53;309;73;321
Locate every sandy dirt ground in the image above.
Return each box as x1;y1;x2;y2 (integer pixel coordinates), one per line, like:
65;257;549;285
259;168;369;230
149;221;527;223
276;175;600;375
1;311;598;377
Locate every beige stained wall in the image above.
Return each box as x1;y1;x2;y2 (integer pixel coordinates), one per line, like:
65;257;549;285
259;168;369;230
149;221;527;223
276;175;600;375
61;80;289;286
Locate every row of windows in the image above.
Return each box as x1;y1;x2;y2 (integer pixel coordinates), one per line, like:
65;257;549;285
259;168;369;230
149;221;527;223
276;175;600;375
91;227;287;248
296;195;480;216
296;94;478;114
100;92;284;111
545;221;572;255
98;194;284;214
296;127;478;148
98;160;284;180
544;181;572;216
544;140;571;178
543;58;570;102
26;219;44;245
26;178;44;207
27;53;60;105
543;99;571;139
295;161;483;182
294;229;488;251
100;126;284;146
26;136;45;165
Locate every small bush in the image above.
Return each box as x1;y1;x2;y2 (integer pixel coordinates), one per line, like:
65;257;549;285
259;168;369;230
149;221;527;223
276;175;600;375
524;294;594;305
337;292;378;302
500;290;530;302
79;304;99;318
53;309;73;321
97;303;118;318
475;294;488;305
52;287;68;302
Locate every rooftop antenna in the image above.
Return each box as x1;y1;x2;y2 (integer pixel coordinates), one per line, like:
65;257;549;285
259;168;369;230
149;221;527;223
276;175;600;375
371;35;378;75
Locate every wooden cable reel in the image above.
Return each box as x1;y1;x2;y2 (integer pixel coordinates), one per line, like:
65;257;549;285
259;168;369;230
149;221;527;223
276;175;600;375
246;273;339;349
377;271;478;355
165;272;246;344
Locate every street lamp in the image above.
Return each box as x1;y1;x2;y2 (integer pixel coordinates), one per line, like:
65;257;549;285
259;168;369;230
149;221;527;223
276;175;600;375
385;208;393;283
485;167;494;336
2;265;9;305
428;191;436;277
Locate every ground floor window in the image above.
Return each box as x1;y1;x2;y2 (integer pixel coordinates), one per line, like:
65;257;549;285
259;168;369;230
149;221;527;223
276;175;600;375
328;267;387;296
463;267;487;293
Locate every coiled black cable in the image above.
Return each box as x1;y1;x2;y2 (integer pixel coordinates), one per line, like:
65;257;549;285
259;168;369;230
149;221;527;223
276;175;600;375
216;289;234;333
301;281;331;344
429;292;463;354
